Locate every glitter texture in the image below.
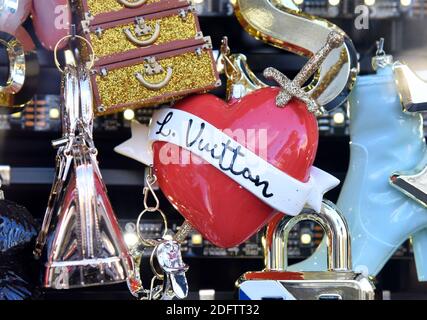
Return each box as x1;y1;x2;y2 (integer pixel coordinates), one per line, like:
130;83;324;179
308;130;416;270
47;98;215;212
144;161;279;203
264;67;320;114
174;221;193;243
96;51;217;115
90;14;197;58
84;0;161;16
263;31;343;115
0;93;13;107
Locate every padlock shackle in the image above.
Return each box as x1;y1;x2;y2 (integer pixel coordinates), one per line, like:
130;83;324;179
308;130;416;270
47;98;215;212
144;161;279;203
267;200;351;272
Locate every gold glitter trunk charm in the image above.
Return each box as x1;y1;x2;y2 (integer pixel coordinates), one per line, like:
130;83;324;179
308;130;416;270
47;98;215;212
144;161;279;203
76;0;221;116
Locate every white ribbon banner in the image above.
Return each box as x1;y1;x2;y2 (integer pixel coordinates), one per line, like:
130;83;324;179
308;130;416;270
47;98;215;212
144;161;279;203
115;108;340;215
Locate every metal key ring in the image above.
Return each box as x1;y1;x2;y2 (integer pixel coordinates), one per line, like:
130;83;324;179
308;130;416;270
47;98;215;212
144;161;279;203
136;208;168;247
0;30;39;109
148;275;163;300
53;35;96;74
0;36;25;94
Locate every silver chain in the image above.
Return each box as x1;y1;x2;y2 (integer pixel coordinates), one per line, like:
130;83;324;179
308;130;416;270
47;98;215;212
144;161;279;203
132;167;193;300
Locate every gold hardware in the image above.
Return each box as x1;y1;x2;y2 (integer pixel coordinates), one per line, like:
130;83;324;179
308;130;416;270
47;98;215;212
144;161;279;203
135;57;173;90
117;0;147;8
174;221;193;244
0;35;26;95
218;36;267;102
195;31;204;40
135;168;193;247
136;206;169;247
267;201;351;272
123;17;161;46
131;168;192;300
95;27;103;39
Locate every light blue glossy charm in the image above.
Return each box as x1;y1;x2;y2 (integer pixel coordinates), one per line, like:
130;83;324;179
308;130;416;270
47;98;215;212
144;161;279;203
289;63;427;281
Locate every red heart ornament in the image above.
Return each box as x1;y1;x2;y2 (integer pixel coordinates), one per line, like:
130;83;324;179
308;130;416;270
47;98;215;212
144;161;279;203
153;87;319;248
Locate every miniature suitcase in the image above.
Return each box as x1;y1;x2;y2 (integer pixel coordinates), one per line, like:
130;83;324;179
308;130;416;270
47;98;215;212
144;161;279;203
78;0;220;116
90;36;219;115
80;0;201;59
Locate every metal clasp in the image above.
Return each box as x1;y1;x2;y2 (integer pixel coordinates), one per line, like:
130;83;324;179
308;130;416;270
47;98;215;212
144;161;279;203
117;0;147;8
123;17;161;46
135;57;173;90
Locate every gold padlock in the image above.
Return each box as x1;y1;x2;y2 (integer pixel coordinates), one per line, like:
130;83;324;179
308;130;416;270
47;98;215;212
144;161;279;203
237;201;376;300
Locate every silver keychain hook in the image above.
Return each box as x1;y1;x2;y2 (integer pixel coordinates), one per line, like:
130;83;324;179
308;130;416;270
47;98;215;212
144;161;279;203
372;38;394;71
143;167;160;212
376;38;386;57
